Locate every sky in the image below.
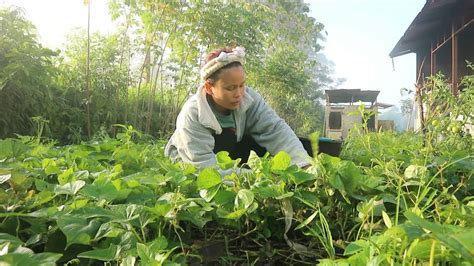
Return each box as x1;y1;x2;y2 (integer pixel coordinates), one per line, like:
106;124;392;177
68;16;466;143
308;0;425;105
1;0;426;106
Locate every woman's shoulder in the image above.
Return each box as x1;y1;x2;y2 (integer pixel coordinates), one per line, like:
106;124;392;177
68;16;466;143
245;86;259;97
177;95;199;122
243;87;266;110
181;94;198;110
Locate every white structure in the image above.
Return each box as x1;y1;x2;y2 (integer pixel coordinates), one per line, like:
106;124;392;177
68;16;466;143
324;89;388;139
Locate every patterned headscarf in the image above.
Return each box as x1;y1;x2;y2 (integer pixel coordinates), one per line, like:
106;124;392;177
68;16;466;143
200;47;245;81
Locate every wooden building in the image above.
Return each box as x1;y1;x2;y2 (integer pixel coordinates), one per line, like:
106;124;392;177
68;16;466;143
390;0;474;93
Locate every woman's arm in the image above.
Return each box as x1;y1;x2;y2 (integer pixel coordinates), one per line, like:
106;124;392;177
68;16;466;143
245;89;312;167
172;113;217;169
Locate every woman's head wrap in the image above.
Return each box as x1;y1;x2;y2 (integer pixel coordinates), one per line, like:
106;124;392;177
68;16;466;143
200;47;245;81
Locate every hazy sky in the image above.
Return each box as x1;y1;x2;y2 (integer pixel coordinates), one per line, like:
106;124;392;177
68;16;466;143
0;0;114;48
309;0;425;105
1;0;425;106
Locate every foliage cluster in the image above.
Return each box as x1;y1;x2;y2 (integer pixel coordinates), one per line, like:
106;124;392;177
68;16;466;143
0;74;473;265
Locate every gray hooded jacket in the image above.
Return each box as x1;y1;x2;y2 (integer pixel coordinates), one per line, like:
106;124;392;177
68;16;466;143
164;85;311;174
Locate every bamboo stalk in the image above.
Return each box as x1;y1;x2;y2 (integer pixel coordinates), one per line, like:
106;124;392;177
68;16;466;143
85;0;92;138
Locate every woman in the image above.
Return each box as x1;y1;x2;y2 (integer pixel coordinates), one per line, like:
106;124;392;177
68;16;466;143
165;47;311;175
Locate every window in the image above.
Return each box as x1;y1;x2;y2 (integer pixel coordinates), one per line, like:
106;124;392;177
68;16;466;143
367;115;376;131
329;112;342;129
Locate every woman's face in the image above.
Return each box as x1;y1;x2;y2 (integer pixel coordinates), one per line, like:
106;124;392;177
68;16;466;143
205;66;246;113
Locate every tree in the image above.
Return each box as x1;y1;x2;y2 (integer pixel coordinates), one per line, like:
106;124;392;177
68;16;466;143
399;87;414;115
248;0;329;134
0;7;58;138
56;30;129;141
109;0;333;136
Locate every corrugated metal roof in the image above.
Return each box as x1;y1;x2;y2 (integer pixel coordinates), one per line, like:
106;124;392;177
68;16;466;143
375;102;393;109
390;0;474;58
325;89;379;103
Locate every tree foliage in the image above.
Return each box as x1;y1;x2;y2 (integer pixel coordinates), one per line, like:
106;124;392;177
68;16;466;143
56;31;130;141
1;1;339;141
0;7;58;138
107;0;334;136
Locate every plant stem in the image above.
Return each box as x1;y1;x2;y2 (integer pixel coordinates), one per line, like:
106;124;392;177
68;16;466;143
429;239;436;266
